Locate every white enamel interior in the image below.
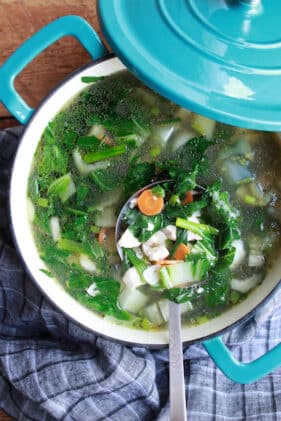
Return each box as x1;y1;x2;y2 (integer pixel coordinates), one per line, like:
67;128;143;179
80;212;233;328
10;56;281;346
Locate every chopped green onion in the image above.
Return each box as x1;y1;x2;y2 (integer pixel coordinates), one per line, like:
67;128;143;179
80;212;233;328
40;268;53;277
57;238;85;254
81;76;105;83
65;208;88;216
169;194;181;206
176;217;219;236
83;145;127;164
38;197;48;208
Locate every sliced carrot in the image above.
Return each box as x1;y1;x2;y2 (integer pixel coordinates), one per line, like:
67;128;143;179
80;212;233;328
155;259;183;266
98;227;107;245
137;189;164;216
173;243;190;260
182;190;193;205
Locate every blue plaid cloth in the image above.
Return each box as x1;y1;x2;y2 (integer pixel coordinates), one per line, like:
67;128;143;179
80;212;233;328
1;126;281;421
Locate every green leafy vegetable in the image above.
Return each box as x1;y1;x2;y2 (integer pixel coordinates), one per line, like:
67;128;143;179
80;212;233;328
124;160;156;197
81;76;105;83
83;145;127;163
123;248;146;280
151;185;165;198
176;218;219;237
91;169;120;191
124;208;164;242
57;238;85;254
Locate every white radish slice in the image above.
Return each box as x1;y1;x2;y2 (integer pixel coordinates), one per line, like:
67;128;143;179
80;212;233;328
143;265;161;286
27;198;35;223
231;274;261;293
50;216;61;242
79;254;97;273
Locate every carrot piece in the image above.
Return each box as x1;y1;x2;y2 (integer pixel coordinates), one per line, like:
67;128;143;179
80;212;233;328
98;227;107;245
156;259;183;266
137;189;164;216
182;190;193;205
173;243;190;260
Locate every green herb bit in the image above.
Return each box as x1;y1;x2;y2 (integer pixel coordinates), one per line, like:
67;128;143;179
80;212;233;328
176;218;219;237
57;238;85;254
67;272;92;289
83;145;127;164
91;225;100;234
169;194;181;206
81;76;105;83
40;268;53;277
38;197;48;208
150;146;161;158
151;185;165;198
65;208;88;217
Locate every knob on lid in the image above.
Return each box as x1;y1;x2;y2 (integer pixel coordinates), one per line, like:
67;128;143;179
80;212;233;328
98;0;281;131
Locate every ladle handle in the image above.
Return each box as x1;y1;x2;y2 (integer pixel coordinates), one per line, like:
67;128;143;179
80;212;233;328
169;301;187;420
0;16;107;124
204;336;281;384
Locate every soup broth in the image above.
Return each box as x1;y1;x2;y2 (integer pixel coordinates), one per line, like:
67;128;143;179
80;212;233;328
27;70;281;330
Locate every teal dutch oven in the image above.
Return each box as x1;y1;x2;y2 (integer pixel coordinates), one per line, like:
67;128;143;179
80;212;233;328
1;0;281;386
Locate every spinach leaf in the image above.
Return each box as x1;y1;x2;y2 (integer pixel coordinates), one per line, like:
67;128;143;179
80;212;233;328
124;208;164;242
124;160;156;197
164;197;208;222
91;169;120;192
203;265;232;309
74;276;131;321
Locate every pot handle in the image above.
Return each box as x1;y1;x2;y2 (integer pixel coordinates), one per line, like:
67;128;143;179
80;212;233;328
203;336;281;384
0;16;107;124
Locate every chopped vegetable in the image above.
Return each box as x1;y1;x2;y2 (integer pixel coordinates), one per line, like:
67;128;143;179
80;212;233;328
119;287;148;313
176;218;219;237
192;114;216;140
28;69;280;332
81;76;105;83
137;189;164;216
48;173;76;202
83;145;127;164
173;243;190;260
182;190;193;205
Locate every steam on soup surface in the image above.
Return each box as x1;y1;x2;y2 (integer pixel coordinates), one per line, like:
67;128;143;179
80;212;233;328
27;70;281;329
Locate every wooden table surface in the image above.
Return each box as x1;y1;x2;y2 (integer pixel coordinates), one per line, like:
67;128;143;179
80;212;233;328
0;0;107;129
0;1;102;418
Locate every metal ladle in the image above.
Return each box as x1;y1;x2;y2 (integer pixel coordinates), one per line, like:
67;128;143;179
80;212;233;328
115;180;187;420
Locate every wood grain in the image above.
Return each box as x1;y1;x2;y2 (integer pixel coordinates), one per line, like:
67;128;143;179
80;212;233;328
0;0;109;119
0;1;105;418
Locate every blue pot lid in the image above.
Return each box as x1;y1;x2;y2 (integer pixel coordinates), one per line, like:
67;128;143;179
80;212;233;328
98;0;281;131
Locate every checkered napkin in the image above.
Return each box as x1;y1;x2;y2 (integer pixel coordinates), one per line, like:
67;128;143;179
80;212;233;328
1;126;281;421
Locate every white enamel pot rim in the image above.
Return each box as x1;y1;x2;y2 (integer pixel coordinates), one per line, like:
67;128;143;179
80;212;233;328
10;54;281;348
